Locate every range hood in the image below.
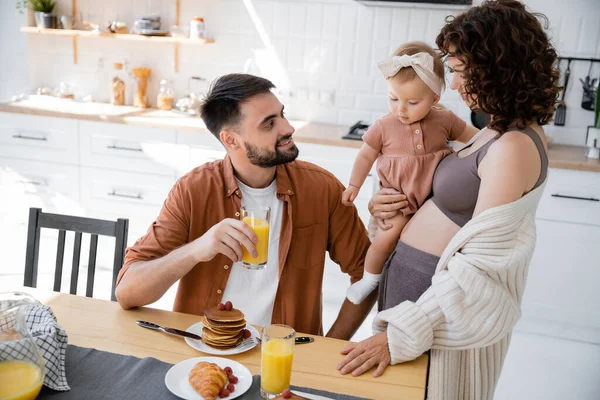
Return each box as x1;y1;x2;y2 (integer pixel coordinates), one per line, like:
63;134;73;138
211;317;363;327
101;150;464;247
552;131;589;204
356;0;471;8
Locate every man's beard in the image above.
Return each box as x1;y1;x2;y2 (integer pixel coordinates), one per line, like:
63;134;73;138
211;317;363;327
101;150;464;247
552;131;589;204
245;136;299;168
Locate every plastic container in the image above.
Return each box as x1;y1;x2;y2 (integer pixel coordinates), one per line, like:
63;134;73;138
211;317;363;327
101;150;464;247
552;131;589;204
189;17;205;39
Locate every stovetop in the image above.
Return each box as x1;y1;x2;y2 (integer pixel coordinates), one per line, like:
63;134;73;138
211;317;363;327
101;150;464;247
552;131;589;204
342;120;369;141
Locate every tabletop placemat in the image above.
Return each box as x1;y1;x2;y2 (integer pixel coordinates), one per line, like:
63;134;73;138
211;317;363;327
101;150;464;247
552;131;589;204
38;345;371;400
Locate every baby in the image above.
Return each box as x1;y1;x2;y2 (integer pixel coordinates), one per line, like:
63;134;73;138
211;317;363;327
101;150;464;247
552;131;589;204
343;41;477;304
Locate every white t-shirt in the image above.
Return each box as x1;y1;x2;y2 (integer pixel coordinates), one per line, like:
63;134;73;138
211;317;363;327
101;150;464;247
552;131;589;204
221;178;283;327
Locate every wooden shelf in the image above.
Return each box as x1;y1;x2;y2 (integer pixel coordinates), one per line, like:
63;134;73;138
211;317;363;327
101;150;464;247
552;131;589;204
20;27;214;45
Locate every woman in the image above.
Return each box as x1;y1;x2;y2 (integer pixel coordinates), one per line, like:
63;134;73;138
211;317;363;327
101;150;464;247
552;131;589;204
337;1;560;399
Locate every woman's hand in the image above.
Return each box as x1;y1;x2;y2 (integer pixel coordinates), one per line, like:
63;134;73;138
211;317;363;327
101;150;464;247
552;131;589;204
369;189;408;230
337;332;391;377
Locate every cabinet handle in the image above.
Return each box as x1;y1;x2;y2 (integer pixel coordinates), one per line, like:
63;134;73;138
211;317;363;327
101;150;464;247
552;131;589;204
107;145;143;152
12;133;47;141
551;193;599;202
367;173;373;177
107;190;144;200
18;179;48;187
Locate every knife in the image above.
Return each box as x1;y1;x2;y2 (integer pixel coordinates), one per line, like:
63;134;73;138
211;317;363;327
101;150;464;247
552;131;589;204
136;320;202;341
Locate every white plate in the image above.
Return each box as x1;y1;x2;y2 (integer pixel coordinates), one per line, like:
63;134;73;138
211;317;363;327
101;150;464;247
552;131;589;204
185;322;260;355
165;356;252;400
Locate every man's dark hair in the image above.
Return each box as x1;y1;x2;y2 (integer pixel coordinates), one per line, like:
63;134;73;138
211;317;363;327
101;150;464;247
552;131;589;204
200;73;276;140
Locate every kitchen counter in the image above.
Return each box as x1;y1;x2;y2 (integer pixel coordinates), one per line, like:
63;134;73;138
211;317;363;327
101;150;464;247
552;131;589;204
0;99;360;149
2;99;599;172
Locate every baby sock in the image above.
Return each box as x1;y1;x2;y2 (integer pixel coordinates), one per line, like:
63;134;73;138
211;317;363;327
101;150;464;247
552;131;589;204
346;271;381;304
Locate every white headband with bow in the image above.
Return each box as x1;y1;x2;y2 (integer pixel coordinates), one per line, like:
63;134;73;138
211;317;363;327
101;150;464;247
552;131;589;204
377;52;444;96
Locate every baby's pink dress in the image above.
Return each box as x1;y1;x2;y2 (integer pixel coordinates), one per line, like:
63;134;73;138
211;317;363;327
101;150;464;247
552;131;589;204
362;107;466;216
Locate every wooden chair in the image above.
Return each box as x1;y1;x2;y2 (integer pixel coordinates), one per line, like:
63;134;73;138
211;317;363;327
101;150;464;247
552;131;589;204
23;208;129;301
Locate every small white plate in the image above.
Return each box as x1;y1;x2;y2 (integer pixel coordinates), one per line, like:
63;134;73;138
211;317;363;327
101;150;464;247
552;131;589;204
185;322;260;355
165;356;252;400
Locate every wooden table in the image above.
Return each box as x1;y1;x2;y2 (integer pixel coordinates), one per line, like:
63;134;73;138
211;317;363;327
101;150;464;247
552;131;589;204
23;288;428;399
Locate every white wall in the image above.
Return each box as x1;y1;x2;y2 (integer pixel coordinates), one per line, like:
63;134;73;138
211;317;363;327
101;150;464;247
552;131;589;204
1;0;599;145
0;2;29;102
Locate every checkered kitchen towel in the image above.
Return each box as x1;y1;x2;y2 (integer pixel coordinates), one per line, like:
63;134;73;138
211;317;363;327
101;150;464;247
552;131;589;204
0;294;70;391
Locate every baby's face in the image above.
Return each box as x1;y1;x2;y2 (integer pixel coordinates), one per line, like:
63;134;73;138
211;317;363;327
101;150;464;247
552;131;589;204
387;77;439;125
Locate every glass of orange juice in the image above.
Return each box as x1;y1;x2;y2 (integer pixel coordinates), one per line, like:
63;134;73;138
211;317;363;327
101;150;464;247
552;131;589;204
240;206;270;270
0;292;45;400
260;324;295;399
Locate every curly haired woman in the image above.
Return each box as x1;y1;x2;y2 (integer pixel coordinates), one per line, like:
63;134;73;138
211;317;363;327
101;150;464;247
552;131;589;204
337;1;561;399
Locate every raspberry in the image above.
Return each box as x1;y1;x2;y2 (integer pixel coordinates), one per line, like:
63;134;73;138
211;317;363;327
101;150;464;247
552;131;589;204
224;366;233;376
242;329;252;339
227;383;235;392
282;389;292;398
228;374;238;384
224;301;233;311
219;389;230;398
217;303;225;311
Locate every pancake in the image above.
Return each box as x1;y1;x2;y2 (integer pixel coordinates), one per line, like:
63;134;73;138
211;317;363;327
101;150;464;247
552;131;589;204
201;303;248;350
204;318;247;329
203;306;244;323
202;328;243;341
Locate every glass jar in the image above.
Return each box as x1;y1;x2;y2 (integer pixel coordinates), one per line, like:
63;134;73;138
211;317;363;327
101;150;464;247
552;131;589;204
110;63;126;106
0;292;45;400
157;79;175;111
132;67;152;108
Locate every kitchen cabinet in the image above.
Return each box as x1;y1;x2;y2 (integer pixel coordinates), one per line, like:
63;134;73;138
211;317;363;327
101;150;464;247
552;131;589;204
536;168;600;227
517;168;600;344
79;121;179;178
0;113;78;164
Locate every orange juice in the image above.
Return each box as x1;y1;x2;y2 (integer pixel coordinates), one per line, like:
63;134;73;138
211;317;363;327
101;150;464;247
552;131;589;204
242;216;269;265
0;360;43;400
261;339;294;394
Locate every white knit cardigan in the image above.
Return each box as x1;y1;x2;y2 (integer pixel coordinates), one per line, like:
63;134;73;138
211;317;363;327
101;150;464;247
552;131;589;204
373;181;546;400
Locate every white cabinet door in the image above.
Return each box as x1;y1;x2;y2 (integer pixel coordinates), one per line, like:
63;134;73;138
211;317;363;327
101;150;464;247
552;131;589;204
79;167;176;247
79;121;180;177
0;113;79;164
537;168;600;226
176;130;225;176
520;219;600;342
0;157;81;226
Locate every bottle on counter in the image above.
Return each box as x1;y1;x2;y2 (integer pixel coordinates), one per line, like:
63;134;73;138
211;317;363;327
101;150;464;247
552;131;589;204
189;17;205;39
157;79;175;110
111;63;126;106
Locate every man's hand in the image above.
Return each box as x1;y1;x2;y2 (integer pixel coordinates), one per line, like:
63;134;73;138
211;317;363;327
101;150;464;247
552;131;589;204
342;185;360;206
368;189;408;230
192;219;258;263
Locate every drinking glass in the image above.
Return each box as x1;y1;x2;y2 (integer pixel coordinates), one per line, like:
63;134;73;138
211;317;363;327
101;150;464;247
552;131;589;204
0;292;45;400
240;206;270;270
260;324;295;399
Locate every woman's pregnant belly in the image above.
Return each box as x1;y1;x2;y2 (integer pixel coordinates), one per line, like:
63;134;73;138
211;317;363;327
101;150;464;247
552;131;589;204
399;199;461;257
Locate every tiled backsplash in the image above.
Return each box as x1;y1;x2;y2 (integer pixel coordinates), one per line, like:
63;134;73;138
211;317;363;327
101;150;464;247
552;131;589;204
2;0;599;145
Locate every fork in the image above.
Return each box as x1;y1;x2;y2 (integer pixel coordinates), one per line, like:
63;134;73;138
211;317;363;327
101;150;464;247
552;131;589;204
235;336;259;351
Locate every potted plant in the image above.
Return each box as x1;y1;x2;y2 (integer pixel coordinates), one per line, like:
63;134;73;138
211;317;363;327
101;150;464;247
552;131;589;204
29;0;56;29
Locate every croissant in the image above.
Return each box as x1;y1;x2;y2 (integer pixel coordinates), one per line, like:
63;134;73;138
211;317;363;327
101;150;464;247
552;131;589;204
188;361;228;400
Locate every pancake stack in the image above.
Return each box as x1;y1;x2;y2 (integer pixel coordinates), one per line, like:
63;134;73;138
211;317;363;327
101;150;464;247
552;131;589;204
201;303;247;349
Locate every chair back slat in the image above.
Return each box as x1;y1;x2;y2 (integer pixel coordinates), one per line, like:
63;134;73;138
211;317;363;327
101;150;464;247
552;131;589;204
111;219;129;301
86;234;99;298
53;230;66;292
69;232;83;295
24;208;42;288
24;208;128;301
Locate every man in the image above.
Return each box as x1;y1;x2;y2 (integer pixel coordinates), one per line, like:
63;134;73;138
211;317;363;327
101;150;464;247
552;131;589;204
115;73;376;339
